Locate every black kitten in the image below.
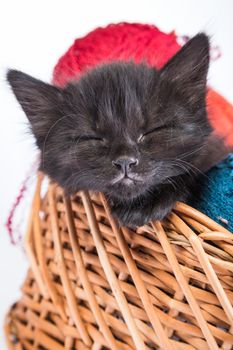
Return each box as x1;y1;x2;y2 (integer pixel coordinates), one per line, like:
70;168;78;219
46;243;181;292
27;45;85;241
7;34;229;226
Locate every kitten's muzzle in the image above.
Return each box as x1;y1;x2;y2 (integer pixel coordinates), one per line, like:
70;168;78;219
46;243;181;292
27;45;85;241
112;156;139;174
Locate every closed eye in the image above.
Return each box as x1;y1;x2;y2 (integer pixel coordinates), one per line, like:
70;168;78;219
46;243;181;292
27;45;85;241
138;124;168;142
76;135;104;142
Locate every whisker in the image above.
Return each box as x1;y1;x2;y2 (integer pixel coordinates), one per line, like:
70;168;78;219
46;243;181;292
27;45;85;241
176;145;205;160
166;177;178;191
174;159;211;180
42;114;74;169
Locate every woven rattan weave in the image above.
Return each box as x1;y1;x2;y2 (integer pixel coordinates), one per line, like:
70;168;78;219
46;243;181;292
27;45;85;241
5;173;233;350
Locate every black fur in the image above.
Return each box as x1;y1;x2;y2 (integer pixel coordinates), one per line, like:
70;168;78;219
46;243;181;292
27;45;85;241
7;34;229;226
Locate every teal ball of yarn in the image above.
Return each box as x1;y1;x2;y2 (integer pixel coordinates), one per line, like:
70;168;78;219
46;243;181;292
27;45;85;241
190;154;233;232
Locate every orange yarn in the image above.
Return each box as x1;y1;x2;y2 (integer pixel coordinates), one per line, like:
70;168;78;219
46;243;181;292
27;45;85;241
207;89;233;145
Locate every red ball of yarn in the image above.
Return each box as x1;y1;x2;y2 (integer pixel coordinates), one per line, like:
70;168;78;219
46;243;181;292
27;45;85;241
53;22;180;86
53;22;233;146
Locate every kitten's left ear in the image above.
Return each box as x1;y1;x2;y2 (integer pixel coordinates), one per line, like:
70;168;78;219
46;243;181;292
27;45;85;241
160;33;210;106
7;69;64;147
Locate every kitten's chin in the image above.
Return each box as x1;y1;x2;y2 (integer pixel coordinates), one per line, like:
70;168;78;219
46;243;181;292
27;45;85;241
106;179;147;200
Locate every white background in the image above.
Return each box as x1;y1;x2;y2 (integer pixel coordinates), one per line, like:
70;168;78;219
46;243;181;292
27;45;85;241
0;0;233;348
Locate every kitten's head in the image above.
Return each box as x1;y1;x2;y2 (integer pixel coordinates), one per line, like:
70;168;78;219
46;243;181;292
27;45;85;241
7;34;211;200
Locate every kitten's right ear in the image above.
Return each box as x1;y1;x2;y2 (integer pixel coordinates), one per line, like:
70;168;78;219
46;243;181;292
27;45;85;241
7;69;64;147
159;34;210;108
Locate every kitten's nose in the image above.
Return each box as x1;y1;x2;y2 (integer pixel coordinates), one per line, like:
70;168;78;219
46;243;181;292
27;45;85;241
112;156;139;173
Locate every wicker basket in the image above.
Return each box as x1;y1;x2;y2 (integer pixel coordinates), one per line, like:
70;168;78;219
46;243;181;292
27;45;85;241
4;173;233;350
